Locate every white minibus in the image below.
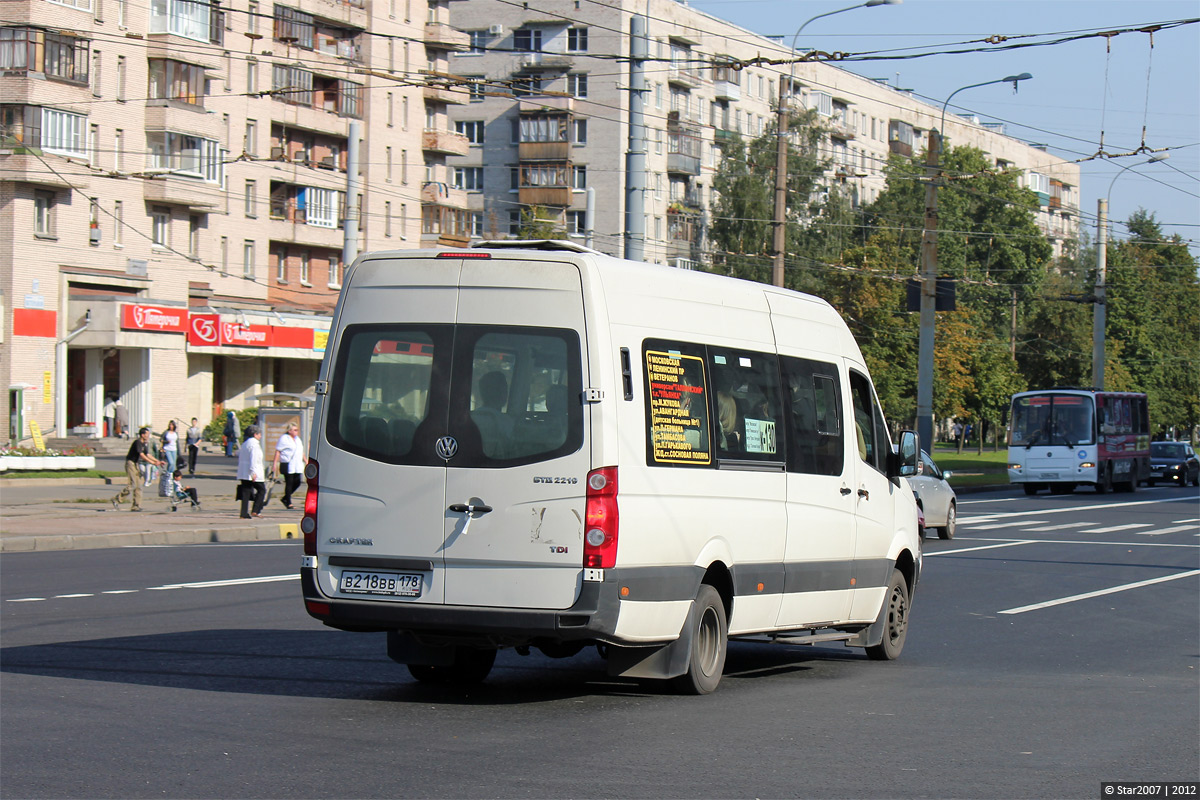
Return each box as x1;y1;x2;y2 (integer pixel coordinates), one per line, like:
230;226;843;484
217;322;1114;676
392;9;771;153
300;242;921;693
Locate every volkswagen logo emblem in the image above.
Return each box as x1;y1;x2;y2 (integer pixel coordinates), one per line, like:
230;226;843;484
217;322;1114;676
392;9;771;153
435;436;458;461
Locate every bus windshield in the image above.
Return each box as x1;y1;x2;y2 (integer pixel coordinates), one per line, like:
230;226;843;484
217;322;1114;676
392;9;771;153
1010;394;1096;448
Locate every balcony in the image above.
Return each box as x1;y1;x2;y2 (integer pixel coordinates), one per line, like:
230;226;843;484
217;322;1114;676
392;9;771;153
667;65;703;90
421;182;467;208
422;129;470;156
0;153;86;189
515;52;574;72
713;128;738;146
143;176;220;209
519;140;570;161
713;79;740;102
828;118;857;141
424;21;470;51
519;186;571;207
423;83;469;105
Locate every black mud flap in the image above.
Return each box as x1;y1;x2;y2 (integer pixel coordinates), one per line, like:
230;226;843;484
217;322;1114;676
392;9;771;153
848;596;888;649
605;601;695;680
387;630;457;666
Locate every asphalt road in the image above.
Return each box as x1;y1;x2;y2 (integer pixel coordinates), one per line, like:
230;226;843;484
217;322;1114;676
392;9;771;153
2;485;1197;799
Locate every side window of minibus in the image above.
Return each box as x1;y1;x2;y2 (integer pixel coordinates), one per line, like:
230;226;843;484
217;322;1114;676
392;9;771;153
707;348;785;463
781;356;844;476
643;340;713;467
849;371;885;472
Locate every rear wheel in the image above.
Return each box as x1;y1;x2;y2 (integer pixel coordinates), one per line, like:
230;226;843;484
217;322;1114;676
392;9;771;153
937;502;956;540
407;646;497;685
866;568;909;661
672;584;728;695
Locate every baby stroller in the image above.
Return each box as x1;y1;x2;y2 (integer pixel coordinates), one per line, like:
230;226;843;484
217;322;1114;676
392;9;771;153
170;483;202;512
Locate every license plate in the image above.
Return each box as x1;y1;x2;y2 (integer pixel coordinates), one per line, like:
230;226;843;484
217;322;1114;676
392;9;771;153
339;570;423;597
1038;472;1059;479
1151;471;1163;477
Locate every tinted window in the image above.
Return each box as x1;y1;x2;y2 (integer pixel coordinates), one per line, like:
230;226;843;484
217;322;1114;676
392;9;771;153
327;324;583;467
708;347;785;465
782;356;844;476
849;371;889;472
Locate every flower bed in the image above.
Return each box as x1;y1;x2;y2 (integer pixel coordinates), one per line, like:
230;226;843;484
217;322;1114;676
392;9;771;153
0;447;96;472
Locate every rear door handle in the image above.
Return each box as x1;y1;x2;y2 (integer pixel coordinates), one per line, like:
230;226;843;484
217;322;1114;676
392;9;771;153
449;503;493;515
857;488;870;500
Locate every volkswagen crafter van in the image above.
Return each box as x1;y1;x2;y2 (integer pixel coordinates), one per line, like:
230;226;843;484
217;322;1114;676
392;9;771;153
300;242;921;694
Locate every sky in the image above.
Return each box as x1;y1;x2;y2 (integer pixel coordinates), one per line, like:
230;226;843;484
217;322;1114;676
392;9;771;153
686;0;1200;258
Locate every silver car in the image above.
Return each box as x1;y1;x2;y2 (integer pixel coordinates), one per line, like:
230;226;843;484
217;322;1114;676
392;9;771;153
908;450;957;540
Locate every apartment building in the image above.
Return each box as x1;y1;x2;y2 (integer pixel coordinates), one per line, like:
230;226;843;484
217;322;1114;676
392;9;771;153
1;0;471;442
445;0;1080;267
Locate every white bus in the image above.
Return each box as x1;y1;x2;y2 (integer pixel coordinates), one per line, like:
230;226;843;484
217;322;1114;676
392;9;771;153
299;242;921;693
1007;388;1150;495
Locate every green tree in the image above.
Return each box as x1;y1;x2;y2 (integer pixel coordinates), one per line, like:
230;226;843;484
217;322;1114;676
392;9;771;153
515;205;567;240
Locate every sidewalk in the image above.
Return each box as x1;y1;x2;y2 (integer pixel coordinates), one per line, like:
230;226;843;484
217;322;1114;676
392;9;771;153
0;447;304;553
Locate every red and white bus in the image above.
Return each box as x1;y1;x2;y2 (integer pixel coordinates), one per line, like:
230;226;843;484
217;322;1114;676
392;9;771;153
1007;388;1150;495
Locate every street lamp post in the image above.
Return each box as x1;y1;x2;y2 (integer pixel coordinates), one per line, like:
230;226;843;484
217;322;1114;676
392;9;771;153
1092;153;1169;389
914;73;1031;452
771;0;900;288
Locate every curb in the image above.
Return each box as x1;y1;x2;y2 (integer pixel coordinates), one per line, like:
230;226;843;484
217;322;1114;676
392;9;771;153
0;477;113;488
1;522;301;553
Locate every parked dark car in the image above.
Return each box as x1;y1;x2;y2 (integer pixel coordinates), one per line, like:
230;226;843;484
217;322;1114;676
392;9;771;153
1147;441;1199;487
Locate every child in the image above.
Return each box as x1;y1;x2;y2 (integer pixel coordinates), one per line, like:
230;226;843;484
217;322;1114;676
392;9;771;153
172;470;200;507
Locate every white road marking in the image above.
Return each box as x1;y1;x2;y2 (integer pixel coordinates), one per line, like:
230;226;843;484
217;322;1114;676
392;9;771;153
1173;518;1200;524
966;520;1048;530
954;537;1199;549
925;540;1035;556
1082;523;1154;534
147;574;297;590
1026;522;1091;532
959;496;1194;526
6;574;298;603
1137;525;1200;536
999;570;1200;615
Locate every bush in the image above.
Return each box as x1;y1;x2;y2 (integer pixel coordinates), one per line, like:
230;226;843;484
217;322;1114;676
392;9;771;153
203;408;260;445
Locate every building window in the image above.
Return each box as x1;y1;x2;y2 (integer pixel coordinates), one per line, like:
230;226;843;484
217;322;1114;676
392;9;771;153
146;131;225;183
454;166;483;191
151;206;171;247
49;0;92;11
567;72;587;98
220;236;228;273
91;49;101;96
455;120;484;144
244;119;256;155
244;179;256;216
384;200;392;236
573;165;586;190
511;74;542;97
567;27;588;52
306;187;340;228
42;109;89;159
275;248;287;282
241;241;257;279
299;251;310;284
0;29;91;84
272;64;313;106
150;0;223;44
148;59;206;106
465;76;486;102
34;190;56;238
400;149;408;184
188;214;202;258
116;55;126;100
513;27;541;52
469;211;483;238
566;210;585;235
328;252;341;286
273;6;314;49
573;118;587;144
113;200;123;246
468;29;487;53
509;209;521;235
246;59;257;95
385;146;392;181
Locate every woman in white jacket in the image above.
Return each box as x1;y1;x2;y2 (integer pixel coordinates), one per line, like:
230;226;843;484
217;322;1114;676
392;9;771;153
236;425;266;518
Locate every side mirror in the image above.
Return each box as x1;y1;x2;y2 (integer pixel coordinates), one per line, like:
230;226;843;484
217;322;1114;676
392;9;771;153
942;470;954;481
889;430;919;483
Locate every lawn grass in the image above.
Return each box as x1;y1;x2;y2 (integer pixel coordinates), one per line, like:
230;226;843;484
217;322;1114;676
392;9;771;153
0;469;123;480
927;444;1009;488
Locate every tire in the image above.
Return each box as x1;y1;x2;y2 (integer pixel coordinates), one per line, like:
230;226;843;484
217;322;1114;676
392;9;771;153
1095;464;1112;494
407;646;497;685
1146;479;1156;487
937;501;956;540
866;568;910;661
1023;484;1039;496
672;584;728;695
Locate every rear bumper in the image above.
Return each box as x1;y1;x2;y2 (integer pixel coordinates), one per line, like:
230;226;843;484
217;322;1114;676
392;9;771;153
301;567;622;645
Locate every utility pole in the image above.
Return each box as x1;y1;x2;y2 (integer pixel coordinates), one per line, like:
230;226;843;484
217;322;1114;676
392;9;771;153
624;14;648;262
342;120;361;269
1092;196;1108;390
915;129;939;450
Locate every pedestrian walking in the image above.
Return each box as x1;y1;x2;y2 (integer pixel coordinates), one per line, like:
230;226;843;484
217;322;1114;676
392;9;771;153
223;410;240;457
161;419;179;479
112;427;164;512
271;422;308;510
236;425;266;518
104;396;116;438
114;401;129;439
186;417;202;475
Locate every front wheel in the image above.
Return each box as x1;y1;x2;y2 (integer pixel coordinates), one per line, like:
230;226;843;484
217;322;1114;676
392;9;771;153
672;584;728;695
1023;484;1039;496
407;646;497;685
866;569;910;661
1095;464;1112;494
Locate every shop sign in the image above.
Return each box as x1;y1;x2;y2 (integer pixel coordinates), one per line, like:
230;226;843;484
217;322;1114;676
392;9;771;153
188;313;221;346
221;321;271;347
121;304;187;333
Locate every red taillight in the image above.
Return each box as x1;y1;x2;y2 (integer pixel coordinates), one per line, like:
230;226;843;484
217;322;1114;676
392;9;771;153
305;600;330;618
583;467;618;569
302;458;319;555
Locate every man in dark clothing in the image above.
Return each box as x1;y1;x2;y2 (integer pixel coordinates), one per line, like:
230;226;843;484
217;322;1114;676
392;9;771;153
112;427;164;512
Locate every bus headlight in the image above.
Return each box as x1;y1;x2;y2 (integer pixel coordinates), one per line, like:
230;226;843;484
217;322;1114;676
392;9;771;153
1008;464;1022;472
1079;462;1095;470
